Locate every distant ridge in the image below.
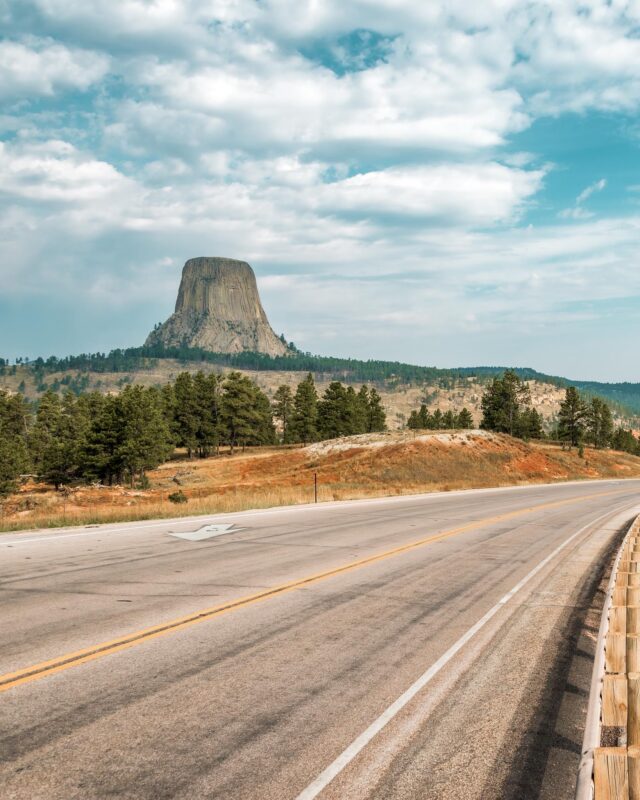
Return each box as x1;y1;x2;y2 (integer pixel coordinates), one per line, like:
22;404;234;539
7;345;640;415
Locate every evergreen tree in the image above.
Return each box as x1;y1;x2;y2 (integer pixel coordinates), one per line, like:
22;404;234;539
193;371;221;456
317;382;349;439
442;410;455;429
558;387;587;447
457;408;474;429
273;385;294;443
291;373;318;444
355;386;371;433
80;394;125;484
519;407;544;440
586;397;614;449
418;405;432;428
117;385;173;486
407;410;421;430
480;370;532;436
220;372;263;452
173;372;199;457
612;427;640;455
252;387;277;446
345;385;367;435
0;390;30;497
367;387;386;432
432;409;444;429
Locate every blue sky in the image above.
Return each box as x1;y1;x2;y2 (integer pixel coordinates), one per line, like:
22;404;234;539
1;1;640;381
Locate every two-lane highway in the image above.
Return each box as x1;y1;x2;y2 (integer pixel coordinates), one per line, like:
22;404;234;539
1;480;639;799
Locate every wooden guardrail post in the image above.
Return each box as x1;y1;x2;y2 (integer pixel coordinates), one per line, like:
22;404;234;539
595;747;628;798
603;675;628;747
629;746;640;800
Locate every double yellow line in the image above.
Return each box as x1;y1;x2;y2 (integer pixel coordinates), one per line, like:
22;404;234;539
0;489;626;694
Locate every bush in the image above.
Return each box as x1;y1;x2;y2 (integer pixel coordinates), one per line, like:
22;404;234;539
168;490;188;504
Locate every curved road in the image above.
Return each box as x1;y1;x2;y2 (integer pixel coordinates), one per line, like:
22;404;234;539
1;480;639;799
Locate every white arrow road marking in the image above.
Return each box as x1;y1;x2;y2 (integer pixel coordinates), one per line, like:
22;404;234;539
169;524;245;542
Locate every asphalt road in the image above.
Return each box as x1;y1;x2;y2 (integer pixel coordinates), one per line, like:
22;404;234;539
1;480;640;799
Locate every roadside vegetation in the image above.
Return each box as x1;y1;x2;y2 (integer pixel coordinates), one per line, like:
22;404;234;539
0;372;385;499
2;367;640;533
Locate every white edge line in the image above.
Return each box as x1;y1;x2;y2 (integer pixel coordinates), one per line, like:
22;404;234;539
295;505;633;800
1;478;637;546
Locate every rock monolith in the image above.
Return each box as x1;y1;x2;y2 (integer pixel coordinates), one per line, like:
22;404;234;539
145;257;290;356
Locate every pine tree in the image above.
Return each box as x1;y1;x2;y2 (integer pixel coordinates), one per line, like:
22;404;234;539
80;394;125;484
418;405;432;428
367;388;386;432
407;410;421;430
442;410;455;429
193;371;221;456
0;390;30;497
345;385;367;435
586;397;614;449
173;372;199;458
253;387;277;445
273;385;294;443
558;387;587;448
519;407;544;439
117;385;174;486
457;408;474;429
612;427;640;455
317;382;348;439
291;373;318;445
220;372;262;453
355;386;371;433
480;370;531;436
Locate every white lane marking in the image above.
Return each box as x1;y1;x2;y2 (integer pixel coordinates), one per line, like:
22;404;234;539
295;505;633;800
169;524;245;541
0;478;635;546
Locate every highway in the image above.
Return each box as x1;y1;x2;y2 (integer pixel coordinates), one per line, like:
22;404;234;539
1;480;639;799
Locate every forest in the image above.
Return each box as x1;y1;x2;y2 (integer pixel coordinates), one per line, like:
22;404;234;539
0;372;385;497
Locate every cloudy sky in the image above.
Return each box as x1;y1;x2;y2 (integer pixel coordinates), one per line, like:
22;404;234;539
1;1;640;380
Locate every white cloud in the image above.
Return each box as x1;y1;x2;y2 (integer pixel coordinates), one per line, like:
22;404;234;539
559;178;607;219
0;37;108;100
0;139;133;203
314;162;545;226
577;178;607;205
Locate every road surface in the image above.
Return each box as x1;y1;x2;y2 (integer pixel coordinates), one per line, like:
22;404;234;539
1;480;639;799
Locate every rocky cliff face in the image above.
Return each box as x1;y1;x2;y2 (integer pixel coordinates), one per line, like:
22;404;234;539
145;257;290;357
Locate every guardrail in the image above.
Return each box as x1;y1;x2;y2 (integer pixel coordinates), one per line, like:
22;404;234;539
577;516;640;799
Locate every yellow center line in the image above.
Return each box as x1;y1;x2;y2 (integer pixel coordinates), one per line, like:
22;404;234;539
0;488;627;693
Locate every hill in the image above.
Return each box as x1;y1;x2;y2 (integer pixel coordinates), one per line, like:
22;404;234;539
1;346;638;427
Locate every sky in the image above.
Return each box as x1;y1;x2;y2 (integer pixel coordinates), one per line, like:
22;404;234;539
1;1;640;381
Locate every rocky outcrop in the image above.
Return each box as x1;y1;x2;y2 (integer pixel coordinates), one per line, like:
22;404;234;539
145;257;290;357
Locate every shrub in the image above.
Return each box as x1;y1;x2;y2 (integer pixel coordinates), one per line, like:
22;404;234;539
168;490;188;504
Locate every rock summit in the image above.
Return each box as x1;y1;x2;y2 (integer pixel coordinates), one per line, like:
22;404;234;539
145;257;290;357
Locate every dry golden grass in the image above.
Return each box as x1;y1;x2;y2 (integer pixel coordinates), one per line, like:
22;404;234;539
3;430;640;533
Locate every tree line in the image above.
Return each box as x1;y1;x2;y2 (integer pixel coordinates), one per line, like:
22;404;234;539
407;406;474;430
0;372;386;497
4;345;640;413
478;370;639;453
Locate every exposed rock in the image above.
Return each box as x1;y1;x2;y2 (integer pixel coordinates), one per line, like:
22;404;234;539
145;257;290;357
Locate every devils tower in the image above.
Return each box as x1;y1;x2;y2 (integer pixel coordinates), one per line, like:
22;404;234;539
145;257;290;357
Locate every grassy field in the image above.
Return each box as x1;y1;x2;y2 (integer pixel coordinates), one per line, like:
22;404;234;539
2;430;640;533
